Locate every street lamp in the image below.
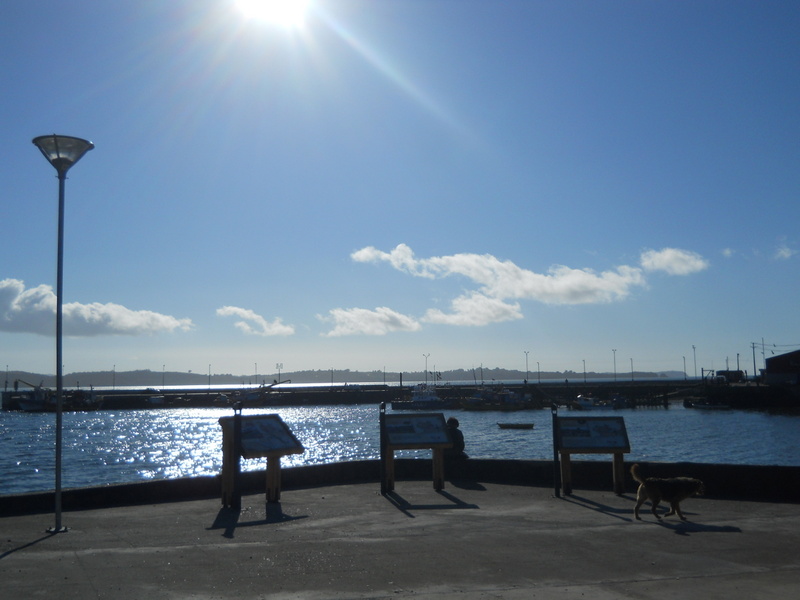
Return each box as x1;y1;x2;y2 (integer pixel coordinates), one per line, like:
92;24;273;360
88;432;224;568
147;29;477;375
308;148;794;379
32;134;94;533
612;349;617;382
524;350;529;383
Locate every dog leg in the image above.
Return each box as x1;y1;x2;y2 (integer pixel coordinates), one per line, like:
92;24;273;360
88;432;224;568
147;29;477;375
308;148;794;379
650;499;662;520
634;486;645;520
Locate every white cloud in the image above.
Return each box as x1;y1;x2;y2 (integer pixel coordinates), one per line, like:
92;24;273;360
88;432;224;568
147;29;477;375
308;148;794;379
640;248;709;275
216;306;295;336
0;278;193;336
775;245;796;260
353;243;653;305
319;307;421;337
423;292;522;326
722;248;735;258
347;244;708;331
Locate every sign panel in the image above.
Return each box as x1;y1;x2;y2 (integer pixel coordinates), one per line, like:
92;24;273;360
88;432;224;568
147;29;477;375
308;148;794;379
555;416;630;453
384;413;452;449
220;414;304;459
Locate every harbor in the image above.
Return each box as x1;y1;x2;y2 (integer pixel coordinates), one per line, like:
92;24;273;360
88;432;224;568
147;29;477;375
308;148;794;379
4;377;797;412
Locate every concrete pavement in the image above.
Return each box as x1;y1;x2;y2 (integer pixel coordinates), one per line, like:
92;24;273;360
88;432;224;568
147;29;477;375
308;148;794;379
2;479;799;599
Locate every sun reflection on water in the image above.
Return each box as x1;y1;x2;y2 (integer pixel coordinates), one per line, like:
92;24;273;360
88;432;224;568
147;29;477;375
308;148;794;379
2;404;799;495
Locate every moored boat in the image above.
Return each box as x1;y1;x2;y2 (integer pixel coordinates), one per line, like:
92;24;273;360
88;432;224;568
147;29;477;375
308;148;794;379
497;422;534;429
391;384;448;410
570;395;609;410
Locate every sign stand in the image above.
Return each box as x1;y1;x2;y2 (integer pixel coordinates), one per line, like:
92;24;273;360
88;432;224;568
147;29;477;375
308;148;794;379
219;412;304;505
552;414;630;495
379;406;452;493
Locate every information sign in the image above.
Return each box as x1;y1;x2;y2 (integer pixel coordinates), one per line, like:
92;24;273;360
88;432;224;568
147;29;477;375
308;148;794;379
555;416;630;453
383;413;451;449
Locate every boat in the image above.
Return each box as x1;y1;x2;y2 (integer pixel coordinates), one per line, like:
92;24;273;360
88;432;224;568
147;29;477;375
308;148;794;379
569;395;609;410
391;384;448;410
497;423;534;429
684;399;731;410
462;386;526;411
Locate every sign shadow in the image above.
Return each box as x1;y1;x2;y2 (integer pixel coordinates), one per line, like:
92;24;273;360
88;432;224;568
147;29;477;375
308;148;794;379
561;493;636;522
207;502;307;538
384;489;479;517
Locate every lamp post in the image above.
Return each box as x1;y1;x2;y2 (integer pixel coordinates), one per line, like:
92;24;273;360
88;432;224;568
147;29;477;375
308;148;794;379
524;350;529;383
32;134;94;533
612;349;617;382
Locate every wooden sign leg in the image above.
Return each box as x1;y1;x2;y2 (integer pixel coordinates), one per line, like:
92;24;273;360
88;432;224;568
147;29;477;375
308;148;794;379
560;452;573;496
432;448;445;491
266;456;281;503
612;453;625;495
385;450;396;492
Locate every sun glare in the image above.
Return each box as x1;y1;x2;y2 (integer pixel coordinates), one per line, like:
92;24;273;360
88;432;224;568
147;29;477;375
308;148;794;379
235;0;309;28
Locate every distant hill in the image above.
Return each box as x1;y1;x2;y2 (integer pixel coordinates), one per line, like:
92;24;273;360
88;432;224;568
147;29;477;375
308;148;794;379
4;366;676;390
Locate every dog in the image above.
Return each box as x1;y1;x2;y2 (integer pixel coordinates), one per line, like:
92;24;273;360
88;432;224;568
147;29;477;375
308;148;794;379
631;464;704;521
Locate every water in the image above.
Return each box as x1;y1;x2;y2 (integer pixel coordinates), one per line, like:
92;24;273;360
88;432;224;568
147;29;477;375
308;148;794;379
1;404;798;496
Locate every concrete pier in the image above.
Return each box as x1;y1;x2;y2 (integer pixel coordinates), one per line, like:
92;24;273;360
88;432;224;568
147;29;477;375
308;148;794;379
2;465;799;599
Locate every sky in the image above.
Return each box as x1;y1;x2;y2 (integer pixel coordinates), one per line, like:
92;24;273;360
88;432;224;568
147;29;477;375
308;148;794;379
1;0;799;380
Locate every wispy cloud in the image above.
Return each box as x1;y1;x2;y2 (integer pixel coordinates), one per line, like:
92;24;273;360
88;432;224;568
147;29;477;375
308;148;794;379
342;244;709;332
0;279;193;336
216;306;295;336
774;244;797;260
423;292;522;326
640;248;709;275
318;307;421;337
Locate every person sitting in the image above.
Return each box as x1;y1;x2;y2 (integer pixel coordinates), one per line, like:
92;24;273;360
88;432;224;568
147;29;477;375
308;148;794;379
444;417;468;460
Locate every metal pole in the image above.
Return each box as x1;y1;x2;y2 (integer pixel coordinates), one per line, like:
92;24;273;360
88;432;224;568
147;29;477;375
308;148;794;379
524;351;529;383
232;402;242;510
612;349;617;382
551;403;561;498
379;402;387;495
52;171;66;533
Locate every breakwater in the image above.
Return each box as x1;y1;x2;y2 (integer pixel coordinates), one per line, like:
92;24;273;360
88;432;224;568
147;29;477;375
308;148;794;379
7;378;781;411
2;459;799;516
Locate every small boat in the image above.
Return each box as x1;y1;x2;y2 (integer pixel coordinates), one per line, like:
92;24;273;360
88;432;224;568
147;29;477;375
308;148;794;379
570;395;609;410
497;422;534;429
391;384;448;410
687;401;731;410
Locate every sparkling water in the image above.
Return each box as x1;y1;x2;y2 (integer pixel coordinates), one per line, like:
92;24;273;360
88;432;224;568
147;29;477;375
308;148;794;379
1;404;798;495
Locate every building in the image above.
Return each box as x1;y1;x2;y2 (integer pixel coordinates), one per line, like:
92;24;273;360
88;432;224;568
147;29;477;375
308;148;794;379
763;349;800;386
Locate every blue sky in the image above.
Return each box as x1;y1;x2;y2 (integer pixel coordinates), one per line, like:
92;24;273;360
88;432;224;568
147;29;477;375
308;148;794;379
2;0;798;379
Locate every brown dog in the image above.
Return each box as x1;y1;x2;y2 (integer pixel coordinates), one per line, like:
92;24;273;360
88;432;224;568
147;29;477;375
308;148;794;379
631;464;704;521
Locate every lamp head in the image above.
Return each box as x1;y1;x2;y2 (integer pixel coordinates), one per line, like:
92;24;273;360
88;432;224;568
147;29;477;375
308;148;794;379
32;134;94;174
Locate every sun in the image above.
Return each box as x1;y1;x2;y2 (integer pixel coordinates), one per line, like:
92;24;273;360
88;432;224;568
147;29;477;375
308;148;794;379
234;0;309;28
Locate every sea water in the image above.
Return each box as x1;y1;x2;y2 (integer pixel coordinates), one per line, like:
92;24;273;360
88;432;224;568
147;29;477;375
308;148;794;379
1;404;798;495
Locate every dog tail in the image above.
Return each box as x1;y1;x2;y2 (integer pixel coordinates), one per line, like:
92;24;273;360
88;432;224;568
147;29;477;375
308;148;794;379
630;463;645;484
